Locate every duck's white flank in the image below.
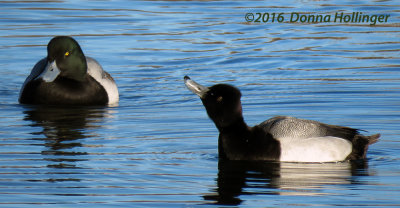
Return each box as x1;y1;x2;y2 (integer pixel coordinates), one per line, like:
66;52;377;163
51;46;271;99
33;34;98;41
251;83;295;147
278;136;352;162
86;57;119;105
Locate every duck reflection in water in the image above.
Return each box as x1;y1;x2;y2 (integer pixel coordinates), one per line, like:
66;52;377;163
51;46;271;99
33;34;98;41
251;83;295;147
203;159;373;205
23;105;112;171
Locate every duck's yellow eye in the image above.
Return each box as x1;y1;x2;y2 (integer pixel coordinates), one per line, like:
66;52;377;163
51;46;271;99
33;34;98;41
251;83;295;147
64;51;70;57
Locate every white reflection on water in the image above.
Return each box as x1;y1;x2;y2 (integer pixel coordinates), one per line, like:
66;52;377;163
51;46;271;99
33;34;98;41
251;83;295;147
203;159;373;205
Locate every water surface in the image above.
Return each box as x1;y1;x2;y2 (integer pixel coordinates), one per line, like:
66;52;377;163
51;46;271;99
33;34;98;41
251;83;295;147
0;0;399;207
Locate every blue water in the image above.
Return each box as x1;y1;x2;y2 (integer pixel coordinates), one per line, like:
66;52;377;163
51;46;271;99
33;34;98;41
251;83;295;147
0;0;399;207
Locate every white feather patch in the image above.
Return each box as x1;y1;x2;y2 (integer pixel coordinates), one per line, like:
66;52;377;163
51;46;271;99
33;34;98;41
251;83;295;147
86;57;119;105
278;136;352;162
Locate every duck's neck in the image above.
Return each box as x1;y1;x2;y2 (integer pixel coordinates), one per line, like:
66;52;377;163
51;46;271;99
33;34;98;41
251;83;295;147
217;117;250;136
216;117;254;160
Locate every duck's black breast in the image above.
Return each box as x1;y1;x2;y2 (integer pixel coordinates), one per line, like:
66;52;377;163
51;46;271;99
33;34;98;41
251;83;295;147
19;75;108;105
219;126;281;161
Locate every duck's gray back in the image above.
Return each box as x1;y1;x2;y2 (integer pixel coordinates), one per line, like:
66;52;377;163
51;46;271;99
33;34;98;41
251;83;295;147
86;57;119;105
259;116;358;140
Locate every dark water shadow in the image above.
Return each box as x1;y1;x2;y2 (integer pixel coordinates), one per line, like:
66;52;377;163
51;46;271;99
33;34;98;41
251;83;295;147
22;105;114;172
203;159;372;205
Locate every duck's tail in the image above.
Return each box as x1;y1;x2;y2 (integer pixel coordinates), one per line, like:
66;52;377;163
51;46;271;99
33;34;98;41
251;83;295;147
346;133;380;160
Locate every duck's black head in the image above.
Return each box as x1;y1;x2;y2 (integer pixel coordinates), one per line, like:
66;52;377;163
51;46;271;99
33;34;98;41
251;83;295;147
184;76;243;129
42;36;87;82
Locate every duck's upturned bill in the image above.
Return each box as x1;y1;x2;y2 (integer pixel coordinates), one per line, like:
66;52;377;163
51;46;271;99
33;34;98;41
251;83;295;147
184;76;209;98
